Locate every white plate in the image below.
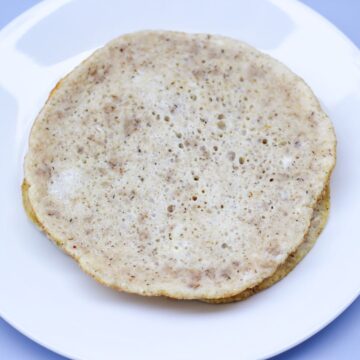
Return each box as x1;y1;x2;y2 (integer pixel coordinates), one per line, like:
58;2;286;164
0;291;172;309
1;0;360;359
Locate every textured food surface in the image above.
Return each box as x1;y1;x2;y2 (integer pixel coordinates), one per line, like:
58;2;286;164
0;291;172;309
203;185;330;303
23;31;336;299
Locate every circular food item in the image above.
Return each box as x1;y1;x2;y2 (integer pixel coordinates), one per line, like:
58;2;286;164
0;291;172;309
202;184;330;303
23;31;336;300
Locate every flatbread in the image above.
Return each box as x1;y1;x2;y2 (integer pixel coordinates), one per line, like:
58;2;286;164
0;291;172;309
202;184;330;303
23;31;336;300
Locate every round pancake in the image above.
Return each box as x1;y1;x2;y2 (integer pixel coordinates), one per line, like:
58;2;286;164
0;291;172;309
23;31;336;300
202;185;330;303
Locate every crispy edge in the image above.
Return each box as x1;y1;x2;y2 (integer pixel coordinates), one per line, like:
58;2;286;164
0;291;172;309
202;184;330;304
21;178;330;302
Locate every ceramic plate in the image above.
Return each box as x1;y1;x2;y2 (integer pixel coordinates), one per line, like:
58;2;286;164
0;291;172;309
0;0;359;359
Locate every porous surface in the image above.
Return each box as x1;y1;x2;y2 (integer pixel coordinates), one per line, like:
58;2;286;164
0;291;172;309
203;185;330;303
23;31;336;299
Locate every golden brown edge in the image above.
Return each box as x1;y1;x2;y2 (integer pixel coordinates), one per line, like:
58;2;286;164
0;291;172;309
21;179;331;303
201;184;330;303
